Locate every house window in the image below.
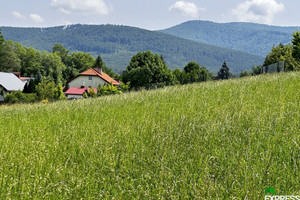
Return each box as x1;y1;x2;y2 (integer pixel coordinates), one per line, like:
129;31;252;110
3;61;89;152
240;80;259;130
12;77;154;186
89;76;93;80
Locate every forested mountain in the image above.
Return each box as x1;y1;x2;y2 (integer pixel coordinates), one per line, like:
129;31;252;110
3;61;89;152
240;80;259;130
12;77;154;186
1;24;263;73
160;20;300;56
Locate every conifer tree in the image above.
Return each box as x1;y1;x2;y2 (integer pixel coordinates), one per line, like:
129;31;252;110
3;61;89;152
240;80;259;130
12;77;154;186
217;61;230;80
93;55;117;78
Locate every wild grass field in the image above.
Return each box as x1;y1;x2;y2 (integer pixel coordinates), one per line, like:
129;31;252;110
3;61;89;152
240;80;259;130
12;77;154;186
0;72;299;199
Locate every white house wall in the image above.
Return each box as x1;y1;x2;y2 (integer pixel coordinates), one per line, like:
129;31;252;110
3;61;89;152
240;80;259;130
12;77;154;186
68;76;106;88
67;94;84;100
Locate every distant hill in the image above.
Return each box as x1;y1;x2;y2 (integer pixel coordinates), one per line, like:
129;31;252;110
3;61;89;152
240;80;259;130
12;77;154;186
1;24;263;74
160;20;300;56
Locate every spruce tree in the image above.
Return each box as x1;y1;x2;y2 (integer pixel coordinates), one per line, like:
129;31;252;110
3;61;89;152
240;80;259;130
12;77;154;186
218;61;230;80
93;55;117;78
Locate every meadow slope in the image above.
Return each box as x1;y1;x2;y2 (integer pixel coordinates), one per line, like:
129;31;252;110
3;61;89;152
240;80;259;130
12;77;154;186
0;72;299;199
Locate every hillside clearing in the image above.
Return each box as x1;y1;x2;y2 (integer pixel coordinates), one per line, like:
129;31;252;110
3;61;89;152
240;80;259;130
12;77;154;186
0;72;299;199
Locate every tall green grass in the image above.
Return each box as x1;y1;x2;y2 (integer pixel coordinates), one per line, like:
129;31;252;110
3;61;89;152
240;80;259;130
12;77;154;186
0;72;299;199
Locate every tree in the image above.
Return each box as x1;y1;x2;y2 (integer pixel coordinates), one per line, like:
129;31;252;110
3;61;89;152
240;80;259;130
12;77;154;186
252;65;261;75
183;61;200;73
217;61;230;80
51;44;80;82
0;28;4;45
55;84;67;100
93;55;117;78
35;78;58;101
52;43;70;65
172;68;182;84
239;70;251;78
67;52;95;72
23;79;36;93
122;51;175;89
93;55;106;69
264;43;298;71
19;47;42;77
182;62;210;84
0;41;21;72
40;52;66;84
292;31;300;62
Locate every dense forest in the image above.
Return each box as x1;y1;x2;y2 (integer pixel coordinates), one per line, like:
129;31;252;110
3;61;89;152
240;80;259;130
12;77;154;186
1;24;263;74
161;20;300;56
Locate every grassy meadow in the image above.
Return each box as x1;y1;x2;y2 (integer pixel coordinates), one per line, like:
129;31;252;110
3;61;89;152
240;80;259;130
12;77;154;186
0;72;299;199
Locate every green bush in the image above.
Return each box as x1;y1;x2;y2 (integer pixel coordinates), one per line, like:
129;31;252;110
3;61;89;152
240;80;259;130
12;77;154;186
119;82;130;92
97;83;122;96
83;92;88;99
88;88;97;98
4;91;38;104
36;78;66;101
239;70;251;78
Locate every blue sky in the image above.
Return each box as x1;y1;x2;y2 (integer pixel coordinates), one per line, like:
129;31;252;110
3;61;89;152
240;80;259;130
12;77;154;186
0;0;299;30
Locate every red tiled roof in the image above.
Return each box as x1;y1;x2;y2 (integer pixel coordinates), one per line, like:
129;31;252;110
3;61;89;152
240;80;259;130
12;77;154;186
68;68;120;86
65;87;97;95
65;87;87;95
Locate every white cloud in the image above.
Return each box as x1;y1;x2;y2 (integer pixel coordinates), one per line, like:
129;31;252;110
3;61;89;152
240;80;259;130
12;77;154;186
169;1;204;18
232;0;284;24
12;11;25;19
30;14;44;23
51;0;112;15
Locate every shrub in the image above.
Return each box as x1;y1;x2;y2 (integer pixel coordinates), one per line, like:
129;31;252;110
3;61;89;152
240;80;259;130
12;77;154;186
119;82;130;92
83;92;88;99
239;70;251;78
36;78;66;101
4;91;38;104
88;88;97;98
97;83;122;96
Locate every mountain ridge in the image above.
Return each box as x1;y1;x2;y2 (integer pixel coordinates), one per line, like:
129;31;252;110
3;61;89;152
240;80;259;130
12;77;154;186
160;20;300;56
1;23;263;74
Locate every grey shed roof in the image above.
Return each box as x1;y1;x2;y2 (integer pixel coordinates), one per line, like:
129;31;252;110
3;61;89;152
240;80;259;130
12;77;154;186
0;72;25;92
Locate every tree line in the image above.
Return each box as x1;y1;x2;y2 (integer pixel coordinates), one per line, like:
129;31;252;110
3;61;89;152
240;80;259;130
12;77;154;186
239;30;300;77
4;28;300;104
1;24;264;74
1;27;235;104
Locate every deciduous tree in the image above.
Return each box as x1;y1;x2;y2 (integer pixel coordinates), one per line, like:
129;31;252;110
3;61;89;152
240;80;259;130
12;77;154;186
292;31;300;62
182;62;210;84
264;43;298;71
0;41;21;72
122;51;175;89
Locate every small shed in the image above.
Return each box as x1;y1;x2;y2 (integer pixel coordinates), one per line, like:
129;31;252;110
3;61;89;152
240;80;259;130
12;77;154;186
65;86;97;100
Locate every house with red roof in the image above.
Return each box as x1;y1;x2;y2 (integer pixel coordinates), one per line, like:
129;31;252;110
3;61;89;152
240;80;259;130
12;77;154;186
65;86;97;100
67;68;119;89
65;68;118;99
